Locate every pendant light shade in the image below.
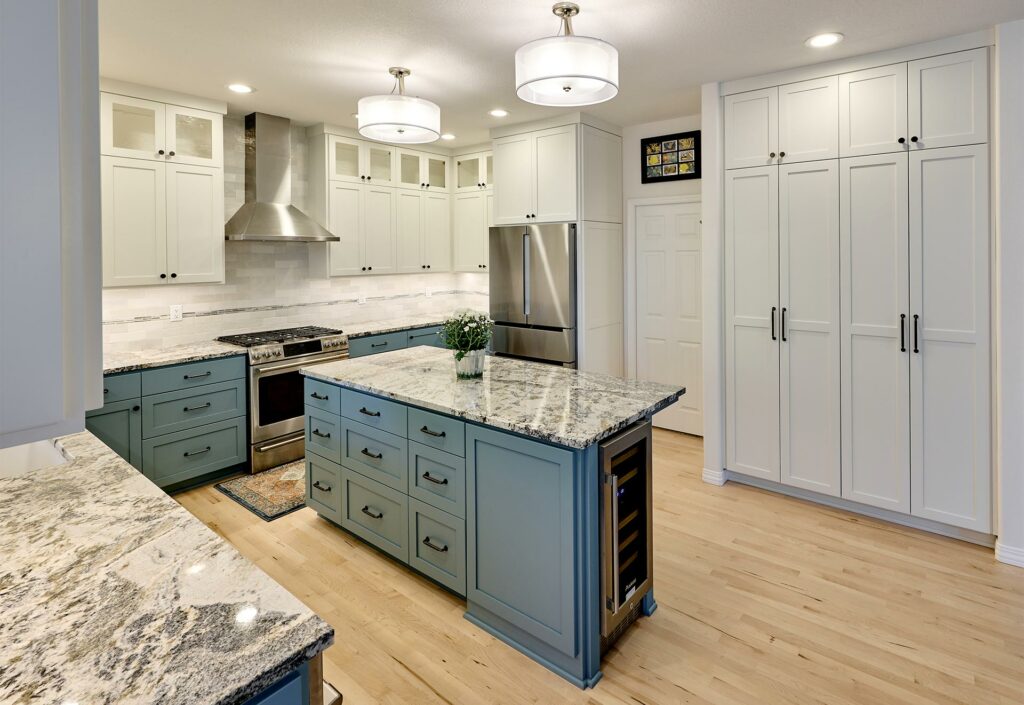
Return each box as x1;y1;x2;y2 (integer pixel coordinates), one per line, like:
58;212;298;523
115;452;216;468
515;3;618;107
358;68;440;144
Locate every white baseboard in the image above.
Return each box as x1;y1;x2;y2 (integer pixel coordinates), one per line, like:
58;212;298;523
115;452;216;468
995;541;1024;567
702;467;726;486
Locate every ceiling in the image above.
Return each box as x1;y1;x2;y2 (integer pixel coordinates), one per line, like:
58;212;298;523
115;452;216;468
99;0;1024;147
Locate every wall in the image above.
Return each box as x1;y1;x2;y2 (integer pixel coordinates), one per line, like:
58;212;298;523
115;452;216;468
102;116;488;353
622;114;702;205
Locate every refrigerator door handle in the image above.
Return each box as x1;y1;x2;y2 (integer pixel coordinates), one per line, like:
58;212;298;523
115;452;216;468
523;231;531;317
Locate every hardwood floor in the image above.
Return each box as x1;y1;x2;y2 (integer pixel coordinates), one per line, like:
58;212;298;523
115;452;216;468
176;430;1024;705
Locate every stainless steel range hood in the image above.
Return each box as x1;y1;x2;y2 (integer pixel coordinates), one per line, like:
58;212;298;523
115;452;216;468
225;112;338;242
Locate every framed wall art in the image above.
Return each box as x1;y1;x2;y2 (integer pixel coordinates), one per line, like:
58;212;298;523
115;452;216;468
641;130;701;183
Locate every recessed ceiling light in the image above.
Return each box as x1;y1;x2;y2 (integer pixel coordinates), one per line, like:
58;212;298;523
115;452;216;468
489;109;509;118
805;32;844;49
227;83;254;94
441;133;456;140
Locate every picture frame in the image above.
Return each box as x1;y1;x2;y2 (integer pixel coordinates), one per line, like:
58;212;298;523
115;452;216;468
641;130;701;183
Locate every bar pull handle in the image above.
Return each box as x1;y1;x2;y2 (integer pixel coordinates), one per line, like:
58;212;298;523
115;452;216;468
420;425;446;438
523;232;531;317
183;371;212;380
371;341;388;348
771;306;777;341
312;429;331;439
422;536;449;553
361;448;383;460
358;407;381;417
422;471;449;485
183;402;211;412
900;314;906;352
913;314;920;353
361;505;383;519
781;307;787;342
310;392;329;401
183;446;211;458
312;481;332;493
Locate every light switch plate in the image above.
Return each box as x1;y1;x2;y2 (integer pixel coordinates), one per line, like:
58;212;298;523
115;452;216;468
425;288;433;298
169;305;183;322
357;296;366;305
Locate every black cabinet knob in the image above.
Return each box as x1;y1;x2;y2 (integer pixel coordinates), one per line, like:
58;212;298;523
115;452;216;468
911;136;919;143
421;265;426;269
898;137;906;144
361;267;366;271
779;151;786;157
367;176;372;181
160;273;167;279
170;273;177;279
158;149;165;155
361;175;366;180
769;152;776;158
421;182;425;187
426;264;431;269
426;183;430;188
368;266;373;271
168;151;175;156
132;405;140;412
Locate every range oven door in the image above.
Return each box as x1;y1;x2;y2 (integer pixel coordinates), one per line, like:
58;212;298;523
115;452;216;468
250;352;347;444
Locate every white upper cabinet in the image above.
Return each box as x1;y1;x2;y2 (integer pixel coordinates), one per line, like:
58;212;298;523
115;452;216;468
422;191;451;271
908;48;988;150
329;135;396;187
839;63;909;157
778;77;838;163
396;149;448;190
453;191;490;272
492;133;534;224
397;190;451;273
724;87;777;169
165;105;223;167
395;190;424;273
101;156;167;286
362;186;397;274
165;163;224;283
456;151;493;192
327;181;363;277
101;94;166;161
493;124;577;225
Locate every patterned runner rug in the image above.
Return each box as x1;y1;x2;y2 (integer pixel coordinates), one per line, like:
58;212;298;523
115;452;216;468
216;460;306;521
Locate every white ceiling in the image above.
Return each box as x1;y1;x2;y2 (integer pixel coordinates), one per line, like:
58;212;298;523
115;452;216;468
99;0;1024;147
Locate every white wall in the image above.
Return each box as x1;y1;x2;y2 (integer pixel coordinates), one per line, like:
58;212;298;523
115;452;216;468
622;114;702;205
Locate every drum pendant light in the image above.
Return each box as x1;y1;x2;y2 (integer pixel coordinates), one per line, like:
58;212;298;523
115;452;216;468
358;67;441;144
515;2;619;107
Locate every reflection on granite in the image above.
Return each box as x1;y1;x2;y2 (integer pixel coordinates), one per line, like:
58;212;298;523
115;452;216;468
302;347;684;449
0;432;333;705
104;341;245;374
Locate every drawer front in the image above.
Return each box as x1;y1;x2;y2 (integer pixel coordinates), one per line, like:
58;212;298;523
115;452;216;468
305;408;342;462
141;355;246;396
348;331;407;358
409;498;466;595
142;378;246;439
338;388;407;437
304;377;342;415
405;326;444;348
101;372;141;404
306;455;342;523
408;441;466;518
341;467;409;562
408;407;465;456
341;420;408;492
142;417;246;489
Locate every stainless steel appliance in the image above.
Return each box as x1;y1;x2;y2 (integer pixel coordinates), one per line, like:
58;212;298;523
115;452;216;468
489;223;577;366
217;326;348;473
599;421;654;648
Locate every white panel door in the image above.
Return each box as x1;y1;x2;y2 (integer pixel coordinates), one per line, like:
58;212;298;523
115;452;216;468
778;76;838;163
636;201;703;435
839;153;910;512
725;167;779;480
779;161;840;495
362;186;396;274
839;63;909;157
492;133;534;225
423;191;451;271
395;189;424;273
909;48;989;150
534;125;578;223
453;192;485;272
327;181;363;276
165;163;223;284
724;87;778;169
101;156;167;286
909;145;990;531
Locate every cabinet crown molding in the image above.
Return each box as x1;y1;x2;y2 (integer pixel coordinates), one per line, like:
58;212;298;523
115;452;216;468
99;78;227;114
489;111;621;140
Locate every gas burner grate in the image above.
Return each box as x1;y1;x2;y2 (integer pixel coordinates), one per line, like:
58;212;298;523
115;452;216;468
217;326;343;348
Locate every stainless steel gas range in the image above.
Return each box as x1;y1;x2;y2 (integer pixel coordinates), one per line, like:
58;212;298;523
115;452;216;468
217;326;348;473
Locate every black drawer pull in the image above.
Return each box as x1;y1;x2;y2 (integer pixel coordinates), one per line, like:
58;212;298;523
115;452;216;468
103;388;109;395
310;392;329;401
422;536;449;553
771;306;777;341
183;371;212;380
361;448;383;460
312;480;332;493
183;445;211;458
361;505;383;519
420;425;446;438
422;471;449;486
781;307;787;342
358;407;381;417
312;429;331;439
913;314;920;353
370;342;388;348
183;402;211;412
900;313;906;352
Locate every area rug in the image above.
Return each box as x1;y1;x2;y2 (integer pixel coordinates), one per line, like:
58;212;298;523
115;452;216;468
216;461;306;521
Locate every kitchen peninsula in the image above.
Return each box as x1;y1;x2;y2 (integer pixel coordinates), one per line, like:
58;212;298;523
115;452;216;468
300;346;683;687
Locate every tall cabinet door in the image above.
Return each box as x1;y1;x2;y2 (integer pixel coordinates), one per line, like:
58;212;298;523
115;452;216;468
101;156;167;287
453;192;485;272
839;154;910;512
839;63;908;157
779;161;840;495
725;166;780;481
908;48;988;150
327;181;363;276
492;133;534;225
363;186;396;273
395;190;424;273
778;77;838;163
422;192;451;271
534;125;578;223
909;145;990;531
165;163;224;283
724;87;777;169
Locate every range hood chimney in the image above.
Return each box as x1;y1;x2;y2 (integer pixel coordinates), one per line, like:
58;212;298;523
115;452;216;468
225;112;338;242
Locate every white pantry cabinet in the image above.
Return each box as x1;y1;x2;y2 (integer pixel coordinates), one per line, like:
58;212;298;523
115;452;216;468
325;182;398;276
838;63;909;158
908;48;988;150
492;124;577;225
396;190;450;273
724;88;777;169
453;191;493;272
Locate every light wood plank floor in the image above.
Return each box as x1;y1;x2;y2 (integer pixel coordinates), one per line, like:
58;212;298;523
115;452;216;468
177;430;1024;705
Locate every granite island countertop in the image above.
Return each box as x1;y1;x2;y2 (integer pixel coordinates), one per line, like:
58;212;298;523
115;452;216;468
301;346;684;449
0;432;334;705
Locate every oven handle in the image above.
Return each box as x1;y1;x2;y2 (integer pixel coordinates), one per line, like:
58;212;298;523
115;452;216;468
253;353;349;374
253;432;304;454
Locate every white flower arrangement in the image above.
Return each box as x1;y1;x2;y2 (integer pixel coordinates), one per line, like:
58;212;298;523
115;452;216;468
440;310;493;361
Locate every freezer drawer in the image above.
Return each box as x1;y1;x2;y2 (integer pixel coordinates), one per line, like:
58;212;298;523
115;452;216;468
491;325;576;365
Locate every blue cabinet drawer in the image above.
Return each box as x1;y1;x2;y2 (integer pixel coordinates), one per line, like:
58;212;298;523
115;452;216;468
141;355;245;396
304;377;341;415
348;331;407;358
141;378;245;439
243;666;306;705
306;454;342;523
408;441;466;518
405;326;444;348
341;466;409;562
338;388;407;437
142;417;247;489
305;408;342;462
408;407;465;456
101;372;141;404
409;497;466;595
341;420;408;492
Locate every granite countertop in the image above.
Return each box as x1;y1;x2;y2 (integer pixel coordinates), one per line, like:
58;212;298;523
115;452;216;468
104;341;245;374
302;347;684;449
0;432;334;705
343;313;448;338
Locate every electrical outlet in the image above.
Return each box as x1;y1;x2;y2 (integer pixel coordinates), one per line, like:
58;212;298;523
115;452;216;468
357;296;366;305
425;288;433;298
169;305;183;322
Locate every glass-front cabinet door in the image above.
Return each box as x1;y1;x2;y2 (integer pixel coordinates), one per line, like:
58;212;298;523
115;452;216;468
329;136;363;183
484;154;493;189
101;93;166;160
166;106;222;167
457;156;481;191
426;155;448;189
365;143;395;186
398;149;423;189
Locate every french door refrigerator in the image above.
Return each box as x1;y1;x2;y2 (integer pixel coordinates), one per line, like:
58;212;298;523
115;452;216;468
489;223;577;366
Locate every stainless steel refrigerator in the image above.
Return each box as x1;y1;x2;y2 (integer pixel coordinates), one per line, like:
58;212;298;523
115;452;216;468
489;223;577;366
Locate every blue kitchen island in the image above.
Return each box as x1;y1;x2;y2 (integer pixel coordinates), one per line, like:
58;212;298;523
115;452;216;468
301;346;683;688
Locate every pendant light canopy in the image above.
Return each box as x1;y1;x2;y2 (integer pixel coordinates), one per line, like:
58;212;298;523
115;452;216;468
515;2;618;107
358;67;441;144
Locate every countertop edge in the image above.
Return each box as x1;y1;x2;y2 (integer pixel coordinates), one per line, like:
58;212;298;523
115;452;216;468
218;630;336;705
103;348;246;375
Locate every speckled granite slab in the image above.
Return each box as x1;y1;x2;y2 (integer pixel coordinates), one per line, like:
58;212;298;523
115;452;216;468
104;341;245;374
343;313;449;338
0;432;333;705
302;347;684;449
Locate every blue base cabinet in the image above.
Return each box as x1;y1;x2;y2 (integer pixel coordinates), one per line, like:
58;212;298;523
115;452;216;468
348;325;446;358
242;661;310;705
86;397;143;469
